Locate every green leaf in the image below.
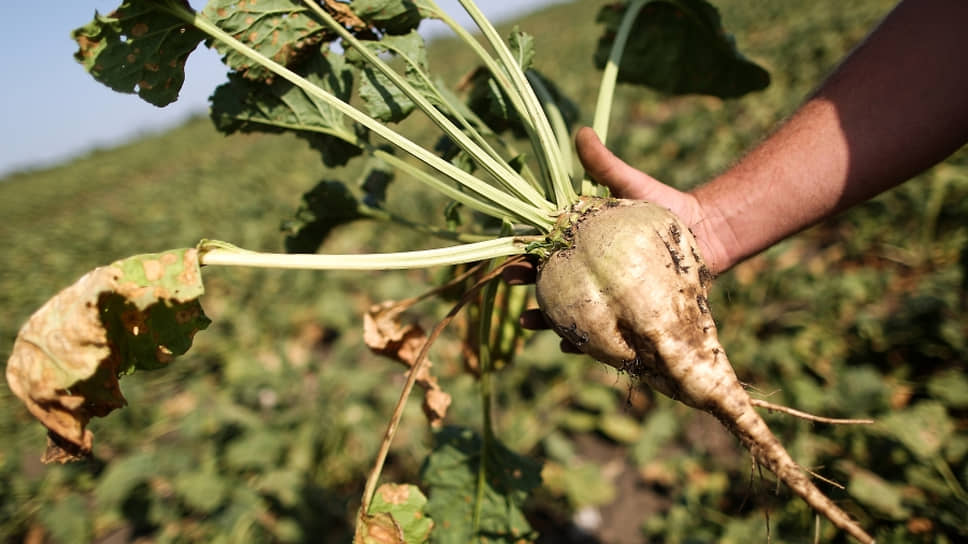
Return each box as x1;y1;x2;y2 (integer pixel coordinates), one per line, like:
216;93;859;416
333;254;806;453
465;68;577;137
508;28;535;71
846;466;911;520
5;248;209;461
202;0;342;81
421;426;541;543
593;0;770;98
72;0;206;106
350;31;437;123
361;483;434;543
598;413;642;444
351;0;427;35
283;180;365;254
94;451;158;507
880;401;955;460
632;408;679;467
927;369;968;408
541;461;616;508
174;469;229;513
210;51;364;167
41;493;92;543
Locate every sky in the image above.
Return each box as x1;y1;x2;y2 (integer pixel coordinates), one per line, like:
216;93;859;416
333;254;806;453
0;1;562;178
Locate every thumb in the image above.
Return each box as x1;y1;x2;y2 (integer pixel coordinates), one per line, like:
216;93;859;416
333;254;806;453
575;127;666;201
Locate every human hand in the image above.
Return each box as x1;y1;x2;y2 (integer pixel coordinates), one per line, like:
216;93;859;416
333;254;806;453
574;127;727;272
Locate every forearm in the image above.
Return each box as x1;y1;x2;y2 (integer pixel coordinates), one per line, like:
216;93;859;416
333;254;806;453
692;0;968;273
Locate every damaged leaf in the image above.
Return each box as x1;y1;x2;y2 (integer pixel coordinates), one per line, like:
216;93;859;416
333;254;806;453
72;0;206;106
421;426;541;543
202;0;362;82
5;249;209;462
364;301;451;427
356;483;434;544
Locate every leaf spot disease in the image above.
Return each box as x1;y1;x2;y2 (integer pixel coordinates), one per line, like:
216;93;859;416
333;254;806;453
131;23;149;38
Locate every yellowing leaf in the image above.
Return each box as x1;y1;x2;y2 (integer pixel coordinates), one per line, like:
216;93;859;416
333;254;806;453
5;249;209;462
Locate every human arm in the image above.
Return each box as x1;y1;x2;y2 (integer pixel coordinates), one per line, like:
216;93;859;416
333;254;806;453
578;0;968;275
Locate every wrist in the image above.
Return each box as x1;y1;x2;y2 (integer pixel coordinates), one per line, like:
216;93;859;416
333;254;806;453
688;186;741;276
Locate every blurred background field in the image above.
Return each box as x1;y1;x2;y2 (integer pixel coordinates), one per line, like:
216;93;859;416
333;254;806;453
2;1;967;542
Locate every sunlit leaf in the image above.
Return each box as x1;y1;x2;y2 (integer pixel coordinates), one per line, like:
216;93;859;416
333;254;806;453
594;0;770;98
72;0;206;106
421;426;540;543
5;249;209;461
357;483;434;544
202;0;359;81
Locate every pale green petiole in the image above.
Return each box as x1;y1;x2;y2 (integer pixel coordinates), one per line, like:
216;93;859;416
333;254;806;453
302;0;552;212
197;237;535;271
455;0;577;207
159;1;554;231
591;0;648;146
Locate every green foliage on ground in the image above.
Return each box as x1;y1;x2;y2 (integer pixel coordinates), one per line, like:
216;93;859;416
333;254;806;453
2;0;966;542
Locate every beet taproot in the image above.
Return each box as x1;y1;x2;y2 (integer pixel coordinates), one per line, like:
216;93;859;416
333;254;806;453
535;197;874;544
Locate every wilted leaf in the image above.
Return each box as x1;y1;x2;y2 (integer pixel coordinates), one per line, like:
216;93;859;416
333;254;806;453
356;483;434;544
5;249;209;461
202;0;363;81
364;301;451;427
594;0;770;98
421;426;541;543
72;0;206;106
210;51;364;167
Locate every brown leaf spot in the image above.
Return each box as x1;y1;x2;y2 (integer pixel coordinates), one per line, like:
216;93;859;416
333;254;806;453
356;512;404;544
126;53;137;64
130;23;149;38
248;31;258;43
142;259;163;282
377;483;411;505
138;80;153;90
156;345;174;365
145;63;160;72
423;388;451;428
